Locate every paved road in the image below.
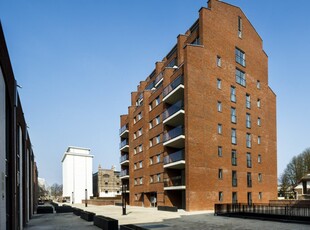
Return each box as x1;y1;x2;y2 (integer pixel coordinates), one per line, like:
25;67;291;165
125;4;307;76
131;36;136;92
25;204;310;230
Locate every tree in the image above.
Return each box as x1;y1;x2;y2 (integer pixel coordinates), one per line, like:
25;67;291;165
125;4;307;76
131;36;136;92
279;148;310;197
38;183;48;199
50;183;63;199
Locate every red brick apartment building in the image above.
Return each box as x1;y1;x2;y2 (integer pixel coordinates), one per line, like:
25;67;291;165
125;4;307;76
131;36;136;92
0;22;39;229
119;0;277;211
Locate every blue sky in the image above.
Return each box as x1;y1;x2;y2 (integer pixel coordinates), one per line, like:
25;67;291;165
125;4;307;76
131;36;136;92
1;0;309;185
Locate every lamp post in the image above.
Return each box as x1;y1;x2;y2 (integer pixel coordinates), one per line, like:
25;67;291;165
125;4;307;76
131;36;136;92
122;184;127;215
85;189;88;207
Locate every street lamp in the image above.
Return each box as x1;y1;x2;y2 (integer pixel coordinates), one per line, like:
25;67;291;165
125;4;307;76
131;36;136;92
85;189;88;207
122;184;127;215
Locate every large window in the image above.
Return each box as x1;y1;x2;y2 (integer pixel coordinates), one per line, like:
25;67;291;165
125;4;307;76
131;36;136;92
246;113;251;128
246;94;251;109
236;69;246;86
231;150;237;166
246;133;251;148
231;128;237;144
235;48;246;66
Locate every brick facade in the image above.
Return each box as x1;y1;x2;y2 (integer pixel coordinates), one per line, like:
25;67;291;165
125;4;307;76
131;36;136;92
119;0;277;211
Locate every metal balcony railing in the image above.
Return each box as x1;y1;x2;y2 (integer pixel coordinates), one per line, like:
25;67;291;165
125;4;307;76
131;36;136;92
120;154;129;163
164;149;185;165
163;75;184;98
154;72;163;86
119;139;129;149
120;169;129;177
163;126;184;142
162;100;184;121
164;175;185;187
119;124;128;135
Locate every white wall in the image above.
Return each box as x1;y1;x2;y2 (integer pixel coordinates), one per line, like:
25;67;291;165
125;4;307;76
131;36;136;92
0;67;6;230
62;148;93;204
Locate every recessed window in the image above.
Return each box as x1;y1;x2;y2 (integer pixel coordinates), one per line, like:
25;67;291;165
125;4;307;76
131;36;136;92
258;192;262;200
247;152;252;168
246;133;251;148
149;121;153;129
247;172;252;187
217;79;222;89
218;124;222;134
138;144;143;152
134;179;137;185
217;101;222;112
232;171;237;187
156;154;161;163
134;163;137;170
257;117;261;126
231;107;236;123
236;69;246;87
231;86;236;102
134;132;137;139
235;48;246;66
238;16;242;38
218;169;223;179
257;99;261;108
217;56;222;67
140;177;143;185
138;128;142;136
139;161;143;168
257;80;261;89
258;154;262;164
258;173;262;182
231;128;237;144
150;175;153;183
157;173;161;182
219;192;223;202
137;112;142;121
246;94;251;109
155;96;160;106
155;115;160;125
258;136;261;145
246;113;251;128
218;146;222;157
155;135;160;144
150;157;153;165
231;150;237;166
149;103;153;111
232;192;238;204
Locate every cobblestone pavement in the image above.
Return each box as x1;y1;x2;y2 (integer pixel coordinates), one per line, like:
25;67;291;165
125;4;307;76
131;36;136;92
25;204;310;230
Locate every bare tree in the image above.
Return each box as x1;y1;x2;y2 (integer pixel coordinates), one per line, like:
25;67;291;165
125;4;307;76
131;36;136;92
50;183;63;199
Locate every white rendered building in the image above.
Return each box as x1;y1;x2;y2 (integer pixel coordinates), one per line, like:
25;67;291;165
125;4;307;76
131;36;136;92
62;146;93;204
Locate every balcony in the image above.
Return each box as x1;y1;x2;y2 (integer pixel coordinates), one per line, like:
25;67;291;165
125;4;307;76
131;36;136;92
119;124;129;138
154;72;163;87
164;150;185;169
120;154;129;166
164;176;186;190
163;126;185;148
163;100;184;126
119;139;129;152
163;75;184;104
120;169;129;179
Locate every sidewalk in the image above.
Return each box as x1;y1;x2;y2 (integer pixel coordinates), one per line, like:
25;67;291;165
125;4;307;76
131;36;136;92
25;204;310;230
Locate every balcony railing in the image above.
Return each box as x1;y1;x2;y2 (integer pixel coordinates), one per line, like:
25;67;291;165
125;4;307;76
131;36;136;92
164;175;185;187
164;149;185;165
120;154;129;163
120;169;129;177
145;81;155;90
119;124;128;135
119;139;129;149
154;72;163;86
162;100;184;121
163;126;184;142
163;75;184;98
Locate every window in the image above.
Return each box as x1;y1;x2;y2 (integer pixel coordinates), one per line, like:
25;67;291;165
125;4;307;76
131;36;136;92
149;139;153;147
238;16;242;38
135;194;138;200
139;161;143;168
236;69;246;86
155;96;160;106
137;112;142;121
149;103;153;111
258;192;262;200
231;86;236;102
155;115;160;125
235;48;246;66
149;121;153;129
134;132;137;139
232;192;238;204
231;129;237;144
258;154;262;164
231;150;237;166
150;157;153;165
155;135;160;144
217;56;222;67
247;192;252;205
156;154;161;163
134;117;136;124
219;192;223;202
191;36;200;45
247;172;252;187
246;133;251;148
218;169;223;179
218;124;222;134
247;152;252;168
246;94;251;109
258;173;262;182
217;79;222;89
138;144;143;152
138;128;142;136
217;101;222;112
246;113;251;128
258;136;261;145
157;173;161;182
134;163;137;170
257;80;261;89
150;175;153;183
218;146;223;157
140;177;143;185
231;107;236;123
134;148;137;155
257;117;261;126
134;179;137;185
257;99;261;108
232;171;237;187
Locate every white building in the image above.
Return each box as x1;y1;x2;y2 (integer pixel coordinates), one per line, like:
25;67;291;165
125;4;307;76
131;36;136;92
62;146;93;204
